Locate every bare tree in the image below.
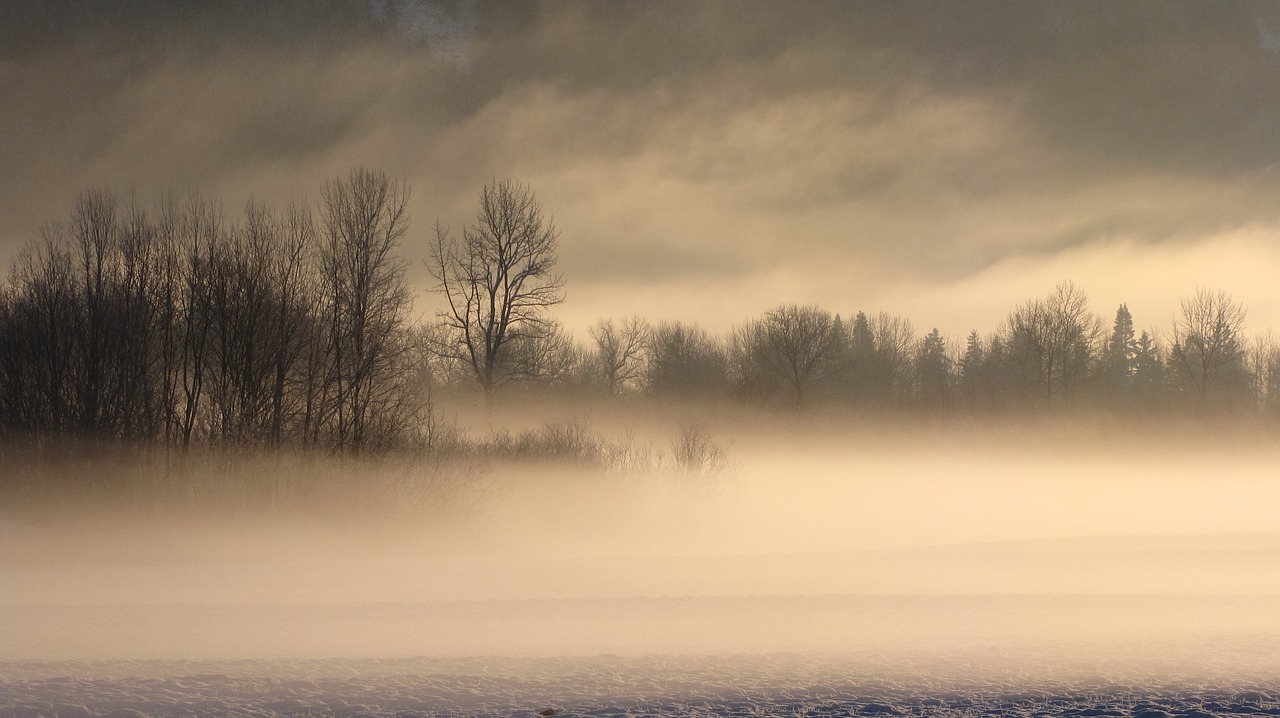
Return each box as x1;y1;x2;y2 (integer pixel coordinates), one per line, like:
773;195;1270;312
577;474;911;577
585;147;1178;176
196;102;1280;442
869;311;915;404
152;196;183;445
175;194;224;446
999;281;1101;405
267;200;319;446
1170;287;1248;405
732;304;843;407
0;233;77;433
1249;333;1280;414
589;316;650;395
67;190;118;436
429;179;565;404
645;321;727;400
726;321;772;400
495;317;580;388
193;200;319;447
0;177;416;458
317;168;413;452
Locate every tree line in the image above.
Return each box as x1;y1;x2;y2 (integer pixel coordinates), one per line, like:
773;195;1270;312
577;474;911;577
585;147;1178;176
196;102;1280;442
3;171;1279;457
0;169;422;453
512;282;1275;415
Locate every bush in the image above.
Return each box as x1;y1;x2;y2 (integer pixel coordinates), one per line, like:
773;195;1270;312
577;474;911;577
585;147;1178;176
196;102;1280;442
669;422;729;477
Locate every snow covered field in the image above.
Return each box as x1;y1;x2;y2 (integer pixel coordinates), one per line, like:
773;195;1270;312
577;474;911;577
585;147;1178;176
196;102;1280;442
6;436;1280;716
5;565;1280;716
4;650;1280;718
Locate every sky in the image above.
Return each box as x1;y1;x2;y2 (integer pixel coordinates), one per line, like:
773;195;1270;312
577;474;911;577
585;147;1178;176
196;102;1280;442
4;0;1280;343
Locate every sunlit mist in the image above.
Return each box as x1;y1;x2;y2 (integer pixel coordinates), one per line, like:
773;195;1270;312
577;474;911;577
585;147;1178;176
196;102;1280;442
4;3;1280;717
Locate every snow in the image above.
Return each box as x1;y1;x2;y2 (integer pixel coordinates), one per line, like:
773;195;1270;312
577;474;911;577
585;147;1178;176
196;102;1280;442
4;652;1280;717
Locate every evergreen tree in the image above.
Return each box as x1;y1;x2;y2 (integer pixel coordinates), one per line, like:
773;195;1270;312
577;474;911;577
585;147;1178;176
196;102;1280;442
825;313;853;402
958;330;986;408
1132;330;1167;408
1098;304;1138;402
849;311;874;406
915;327;952;409
831;314;846;343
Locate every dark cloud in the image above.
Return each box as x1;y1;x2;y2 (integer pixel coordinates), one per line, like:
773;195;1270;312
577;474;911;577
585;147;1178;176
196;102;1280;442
4;1;1280;335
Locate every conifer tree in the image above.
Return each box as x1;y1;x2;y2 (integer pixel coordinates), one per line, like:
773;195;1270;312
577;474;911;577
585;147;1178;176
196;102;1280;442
1098;304;1138;401
915;328;951;408
958;330;986;407
1132;330;1167;408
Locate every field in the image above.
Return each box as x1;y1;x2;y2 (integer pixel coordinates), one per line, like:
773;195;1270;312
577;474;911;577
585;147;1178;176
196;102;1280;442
4;648;1280;717
5;427;1280;717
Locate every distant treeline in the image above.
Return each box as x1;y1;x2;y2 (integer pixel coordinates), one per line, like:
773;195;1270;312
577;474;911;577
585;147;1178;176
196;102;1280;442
2;171;1278;456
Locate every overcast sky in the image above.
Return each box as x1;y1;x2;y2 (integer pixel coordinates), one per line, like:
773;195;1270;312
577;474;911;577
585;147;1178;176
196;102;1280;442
5;0;1280;342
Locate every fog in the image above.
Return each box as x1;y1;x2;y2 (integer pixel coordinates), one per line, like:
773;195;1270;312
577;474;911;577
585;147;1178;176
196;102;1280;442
6;6;1280;703
5;417;1280;670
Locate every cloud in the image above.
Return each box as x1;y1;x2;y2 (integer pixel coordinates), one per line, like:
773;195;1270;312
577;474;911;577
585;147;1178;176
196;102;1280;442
1259;17;1280;53
3;2;1280;342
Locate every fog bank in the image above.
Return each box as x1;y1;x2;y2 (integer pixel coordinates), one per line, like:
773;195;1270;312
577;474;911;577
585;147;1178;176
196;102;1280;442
5;419;1280;664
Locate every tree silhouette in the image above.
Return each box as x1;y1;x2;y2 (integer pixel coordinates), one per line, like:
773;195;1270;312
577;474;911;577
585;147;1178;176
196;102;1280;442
846;311;915;407
870;312;915;405
317;168;413;452
1098;304;1137;402
589;316;649;395
730;304;842;407
13;177;1280;461
915;328;952;409
1170;288;1249;407
957;330;987;407
1249;334;1280;414
1132;330;1167;409
1000;281;1100;405
429;179;565;405
848;311;875;405
645;322;727;400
